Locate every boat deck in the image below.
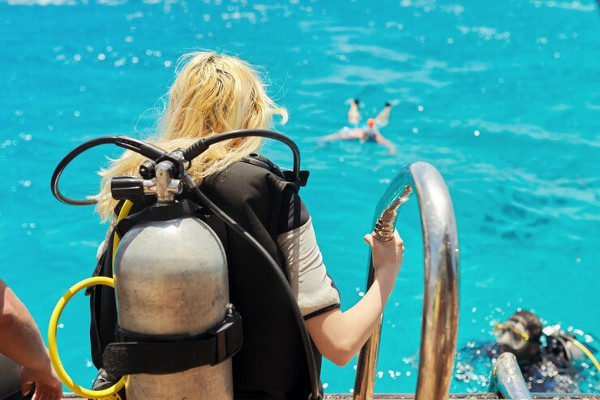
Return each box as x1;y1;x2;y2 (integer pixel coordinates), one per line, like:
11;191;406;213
321;396;600;400
60;393;600;399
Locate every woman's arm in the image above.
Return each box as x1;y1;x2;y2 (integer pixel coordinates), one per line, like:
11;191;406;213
275;193;403;367
305;231;404;366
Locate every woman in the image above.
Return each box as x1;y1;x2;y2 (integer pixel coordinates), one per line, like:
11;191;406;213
94;52;404;399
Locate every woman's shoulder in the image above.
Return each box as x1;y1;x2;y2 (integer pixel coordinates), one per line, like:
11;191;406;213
240;154;286;178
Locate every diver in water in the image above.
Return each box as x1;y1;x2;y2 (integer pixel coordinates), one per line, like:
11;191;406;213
320;99;396;154
461;310;599;393
0;279;63;400
493;310;578;392
89;52;404;400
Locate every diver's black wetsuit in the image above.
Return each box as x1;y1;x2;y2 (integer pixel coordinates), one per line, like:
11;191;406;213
455;341;584;394
517;349;575;393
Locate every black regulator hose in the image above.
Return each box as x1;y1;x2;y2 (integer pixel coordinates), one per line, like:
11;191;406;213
50;129;320;400
183;129;301;182
51;130;302;205
51;136;167;205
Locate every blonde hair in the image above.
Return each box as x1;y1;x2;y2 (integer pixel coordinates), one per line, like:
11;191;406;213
95;52;288;221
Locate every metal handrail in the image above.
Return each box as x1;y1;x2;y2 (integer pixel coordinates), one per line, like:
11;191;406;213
492;353;533;399
353;162;460;400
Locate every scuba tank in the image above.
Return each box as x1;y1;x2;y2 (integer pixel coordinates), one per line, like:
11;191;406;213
111;160;233;399
48;131;321;400
115;217;231;399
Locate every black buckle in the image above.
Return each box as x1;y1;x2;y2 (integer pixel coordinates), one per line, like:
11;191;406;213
210;306;243;365
283;170;310;187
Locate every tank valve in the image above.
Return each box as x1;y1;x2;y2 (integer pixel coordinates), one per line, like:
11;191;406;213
373;185;412;242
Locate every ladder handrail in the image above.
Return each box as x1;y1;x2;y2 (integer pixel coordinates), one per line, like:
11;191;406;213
353;162;460;400
492;352;533;399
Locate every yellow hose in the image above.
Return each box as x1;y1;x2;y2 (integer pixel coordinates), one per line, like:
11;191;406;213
48;201;134;399
48;276;125;399
569;337;600;373
112;200;134;261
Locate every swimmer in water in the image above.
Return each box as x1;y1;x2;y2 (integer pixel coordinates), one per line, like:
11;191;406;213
321;100;396;155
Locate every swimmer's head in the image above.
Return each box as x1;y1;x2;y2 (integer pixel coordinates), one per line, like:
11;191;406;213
494;310;542;362
367;118;376;129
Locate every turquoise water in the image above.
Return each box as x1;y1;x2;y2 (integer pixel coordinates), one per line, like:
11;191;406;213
1;0;599;394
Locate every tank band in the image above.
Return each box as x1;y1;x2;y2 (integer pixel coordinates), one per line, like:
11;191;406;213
102;311;242;376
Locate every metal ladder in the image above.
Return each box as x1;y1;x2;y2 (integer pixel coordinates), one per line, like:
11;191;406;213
353;161;460;400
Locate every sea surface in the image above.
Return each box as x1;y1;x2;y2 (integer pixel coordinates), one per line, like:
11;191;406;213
1;0;599;394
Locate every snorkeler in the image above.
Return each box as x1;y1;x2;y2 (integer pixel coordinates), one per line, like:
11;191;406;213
321;100;396;155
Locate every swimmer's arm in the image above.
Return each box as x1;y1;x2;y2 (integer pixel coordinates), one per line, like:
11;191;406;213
306;232;404;366
375;134;396;155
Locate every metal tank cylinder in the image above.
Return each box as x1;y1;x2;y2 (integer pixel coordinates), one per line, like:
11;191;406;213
114;215;231;400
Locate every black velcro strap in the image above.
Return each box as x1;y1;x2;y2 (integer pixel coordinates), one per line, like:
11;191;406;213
102;311;242;376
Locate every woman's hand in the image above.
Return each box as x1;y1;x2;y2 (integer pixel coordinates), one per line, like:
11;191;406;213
363;230;404;284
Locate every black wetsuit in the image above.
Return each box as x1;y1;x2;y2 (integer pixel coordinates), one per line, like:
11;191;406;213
517;349;575;393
